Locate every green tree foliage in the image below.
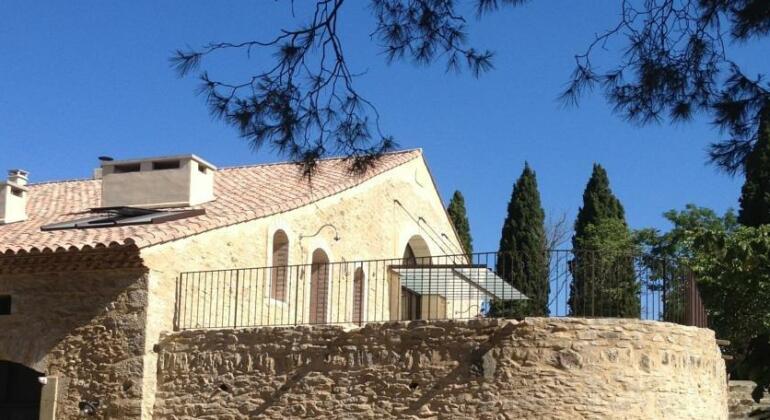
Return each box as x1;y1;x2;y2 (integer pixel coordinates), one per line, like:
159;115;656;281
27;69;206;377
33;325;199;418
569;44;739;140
637;205;769;399
492;164;549;317
691;226;770;397
447;191;473;255
635;205;738;323
636;205;739;259
573;164;625;239
569;164;639;317
739;104;770;227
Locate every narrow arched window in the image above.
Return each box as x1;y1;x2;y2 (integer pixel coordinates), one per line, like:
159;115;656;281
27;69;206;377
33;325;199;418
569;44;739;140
309;249;329;324
271;230;289;301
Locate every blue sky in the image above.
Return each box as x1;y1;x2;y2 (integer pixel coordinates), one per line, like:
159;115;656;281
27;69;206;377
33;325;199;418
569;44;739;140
1;1;764;253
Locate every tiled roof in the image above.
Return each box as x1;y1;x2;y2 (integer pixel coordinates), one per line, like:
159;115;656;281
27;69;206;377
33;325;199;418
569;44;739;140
0;149;421;255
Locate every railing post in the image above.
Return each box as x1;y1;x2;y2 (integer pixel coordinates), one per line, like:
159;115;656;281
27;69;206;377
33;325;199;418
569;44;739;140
233;270;240;329
294;266;300;326
683;269;709;328
173;273;182;331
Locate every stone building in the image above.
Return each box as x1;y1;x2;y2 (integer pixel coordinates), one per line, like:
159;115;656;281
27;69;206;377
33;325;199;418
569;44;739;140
0;149;729;419
0;149;519;418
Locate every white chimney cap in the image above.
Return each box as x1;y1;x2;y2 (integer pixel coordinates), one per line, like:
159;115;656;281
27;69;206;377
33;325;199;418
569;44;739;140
8;169;29;186
1;170;29;224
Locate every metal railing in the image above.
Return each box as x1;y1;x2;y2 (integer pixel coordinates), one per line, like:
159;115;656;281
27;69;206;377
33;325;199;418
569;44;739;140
173;250;708;330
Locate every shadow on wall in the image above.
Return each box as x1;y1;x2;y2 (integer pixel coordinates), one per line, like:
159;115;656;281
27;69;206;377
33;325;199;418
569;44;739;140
0;267;146;371
153;318;727;419
0;252;149;417
238;322;514;418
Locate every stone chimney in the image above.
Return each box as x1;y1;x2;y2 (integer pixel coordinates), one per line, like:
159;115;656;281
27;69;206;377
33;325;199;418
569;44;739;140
100;155;216;208
0;169;29;224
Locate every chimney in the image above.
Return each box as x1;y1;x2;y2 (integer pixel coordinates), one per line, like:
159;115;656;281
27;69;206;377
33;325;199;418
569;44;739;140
8;169;28;186
0;170;29;224
93;157;112;180
100;155;216;208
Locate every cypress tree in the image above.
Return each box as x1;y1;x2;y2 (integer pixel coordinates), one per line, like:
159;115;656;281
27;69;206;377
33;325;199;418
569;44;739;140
569;164;639;317
492;163;549;317
573;164;625;241
447;191;473;255
739;103;770;227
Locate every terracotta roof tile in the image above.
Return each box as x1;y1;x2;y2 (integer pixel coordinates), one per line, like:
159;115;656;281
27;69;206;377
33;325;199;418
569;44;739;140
0;149;421;255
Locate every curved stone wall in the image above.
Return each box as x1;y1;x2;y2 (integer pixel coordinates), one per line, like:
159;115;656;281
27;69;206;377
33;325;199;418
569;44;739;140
153;318;727;419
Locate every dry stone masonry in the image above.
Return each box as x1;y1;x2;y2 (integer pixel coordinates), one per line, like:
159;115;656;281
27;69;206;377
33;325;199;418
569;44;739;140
728;380;770;419
153;317;728;419
0;248;149;418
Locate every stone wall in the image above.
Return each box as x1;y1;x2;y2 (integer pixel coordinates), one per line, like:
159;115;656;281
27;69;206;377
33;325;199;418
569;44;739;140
0;248;148;418
153;318;728;419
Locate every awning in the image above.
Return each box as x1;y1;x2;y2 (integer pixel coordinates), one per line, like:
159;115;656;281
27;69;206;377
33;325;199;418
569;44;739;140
389;265;527;301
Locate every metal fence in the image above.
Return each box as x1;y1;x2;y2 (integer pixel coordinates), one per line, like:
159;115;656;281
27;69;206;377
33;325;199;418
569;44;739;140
173;250;708;330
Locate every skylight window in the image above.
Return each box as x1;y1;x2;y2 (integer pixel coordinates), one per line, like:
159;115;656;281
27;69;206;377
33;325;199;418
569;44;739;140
40;207;205;231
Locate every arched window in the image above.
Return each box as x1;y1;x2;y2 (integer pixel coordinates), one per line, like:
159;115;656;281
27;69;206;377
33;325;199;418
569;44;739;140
352;267;365;326
399;236;431;321
309;249;329;324
271;230;289;301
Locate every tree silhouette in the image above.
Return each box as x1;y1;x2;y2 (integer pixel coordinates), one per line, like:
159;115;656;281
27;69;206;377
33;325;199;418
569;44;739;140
171;0;523;174
563;0;770;174
173;1;769;173
739;103;770;226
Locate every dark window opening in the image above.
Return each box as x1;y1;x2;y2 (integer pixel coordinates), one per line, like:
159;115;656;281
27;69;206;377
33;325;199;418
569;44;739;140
0;361;43;419
401;287;421;321
403;244;417;266
403;243;431;266
197;163;208;174
0;296;10;315
41;207;206;231
113;163;141;173
152;160;181;171
10;188;23;198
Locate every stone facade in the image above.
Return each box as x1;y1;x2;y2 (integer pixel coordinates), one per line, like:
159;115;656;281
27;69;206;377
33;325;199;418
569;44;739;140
0;248;148;418
153;318;728;419
138;156;464;417
141;155;462;328
0;154;467;419
0;154;732;419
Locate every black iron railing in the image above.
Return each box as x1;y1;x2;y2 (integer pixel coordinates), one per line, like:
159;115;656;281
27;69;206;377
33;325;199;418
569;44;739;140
173;250;708;330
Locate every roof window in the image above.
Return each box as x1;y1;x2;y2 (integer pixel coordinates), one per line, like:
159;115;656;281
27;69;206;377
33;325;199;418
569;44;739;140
41;206;206;231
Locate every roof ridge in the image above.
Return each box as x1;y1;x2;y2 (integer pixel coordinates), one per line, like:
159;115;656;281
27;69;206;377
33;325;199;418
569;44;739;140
138;148;423;250
23;149;423;185
28;177;97;187
219;148;422;171
1;147;427;255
